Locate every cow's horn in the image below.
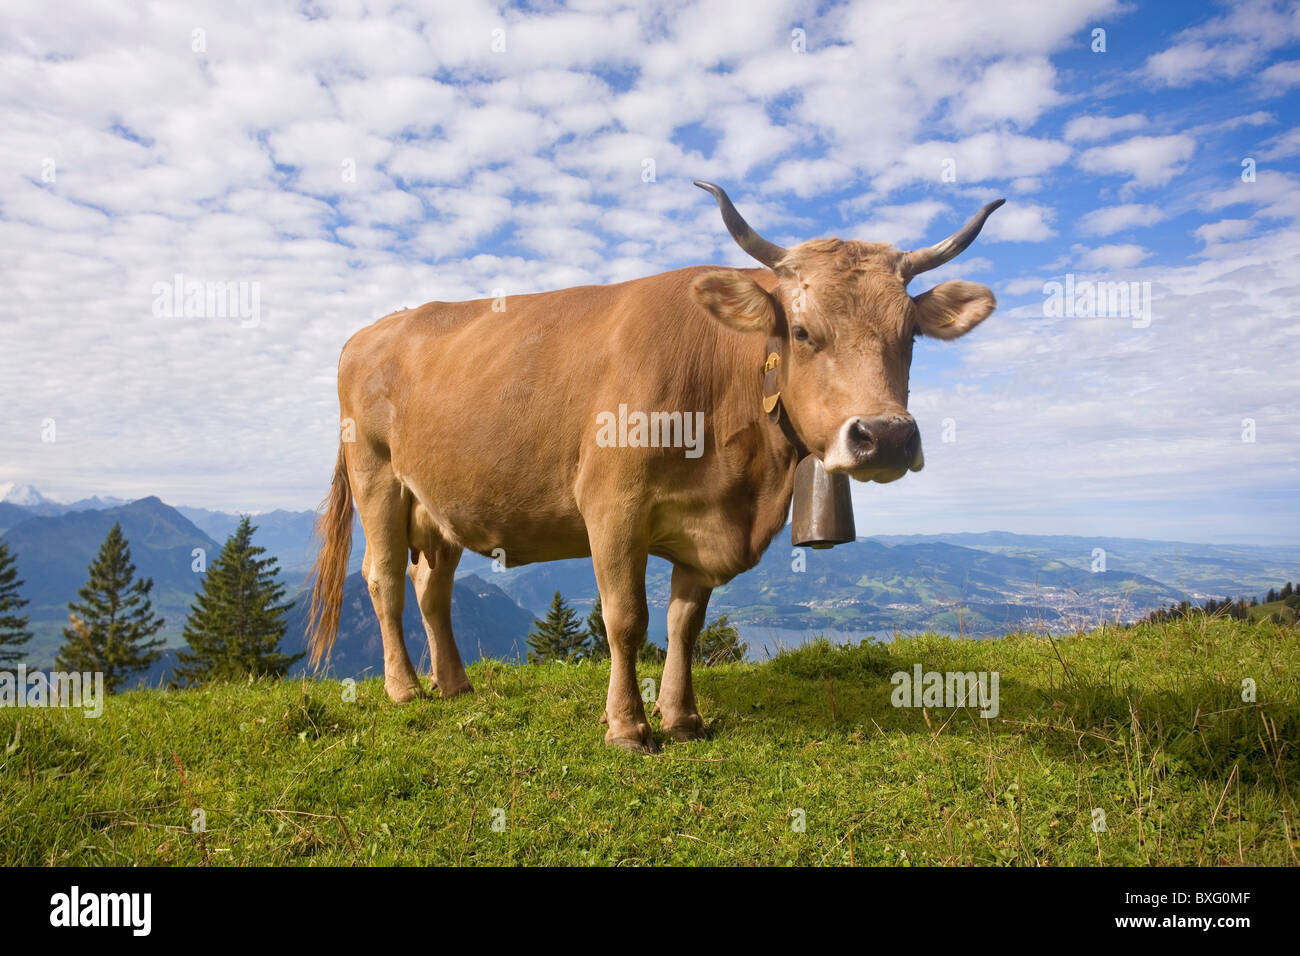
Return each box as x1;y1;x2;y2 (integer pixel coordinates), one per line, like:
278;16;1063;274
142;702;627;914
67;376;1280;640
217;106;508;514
694;180;788;269
903;198;1005;278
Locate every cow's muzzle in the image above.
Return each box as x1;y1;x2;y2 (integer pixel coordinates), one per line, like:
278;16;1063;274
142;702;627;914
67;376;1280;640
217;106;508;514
823;415;923;481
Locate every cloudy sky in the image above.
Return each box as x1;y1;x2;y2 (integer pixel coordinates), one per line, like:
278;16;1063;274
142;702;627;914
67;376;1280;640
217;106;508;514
1;0;1297;543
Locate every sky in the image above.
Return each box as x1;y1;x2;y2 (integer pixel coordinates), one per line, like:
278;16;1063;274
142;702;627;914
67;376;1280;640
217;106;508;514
0;0;1297;543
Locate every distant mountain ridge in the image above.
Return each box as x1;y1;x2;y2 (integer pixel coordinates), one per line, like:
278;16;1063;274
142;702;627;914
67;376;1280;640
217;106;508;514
0;482;127;523
1;497;218;655
177;505;366;576
0;493;535;677
1;485;1295;676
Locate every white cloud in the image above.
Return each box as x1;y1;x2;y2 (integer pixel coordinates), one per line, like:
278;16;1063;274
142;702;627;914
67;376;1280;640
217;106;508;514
982;201;1056;242
1078;203;1168;236
952;57;1064;129
0;0;1295;548
1143;0;1300;87
1062;113;1147;143
1203;170;1300;222
893;215;1300;539
848;200;950;244
1077;134;1197;188
1071;243;1152;270
1260;126;1300;161
1194;219;1253;244
765;157;858;199
874;132;1070;193
1259;59;1300;94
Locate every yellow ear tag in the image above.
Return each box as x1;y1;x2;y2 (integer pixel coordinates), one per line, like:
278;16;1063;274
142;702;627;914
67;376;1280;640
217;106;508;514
762;352;781;413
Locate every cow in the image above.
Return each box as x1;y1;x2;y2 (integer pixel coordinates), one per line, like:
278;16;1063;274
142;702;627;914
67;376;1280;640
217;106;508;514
308;182;1003;752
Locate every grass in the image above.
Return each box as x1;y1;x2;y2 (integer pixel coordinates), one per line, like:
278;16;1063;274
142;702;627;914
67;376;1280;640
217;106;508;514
1;616;1297;866
1249;598;1299;625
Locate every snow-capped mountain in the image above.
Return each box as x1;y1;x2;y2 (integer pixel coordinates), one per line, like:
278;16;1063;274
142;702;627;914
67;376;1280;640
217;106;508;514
0;482;53;507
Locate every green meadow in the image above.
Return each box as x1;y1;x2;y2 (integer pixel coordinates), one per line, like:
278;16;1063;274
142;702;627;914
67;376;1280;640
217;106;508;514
2;616;1296;866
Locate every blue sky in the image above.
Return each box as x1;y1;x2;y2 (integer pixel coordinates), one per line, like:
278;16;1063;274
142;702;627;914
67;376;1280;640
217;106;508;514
0;0;1297;543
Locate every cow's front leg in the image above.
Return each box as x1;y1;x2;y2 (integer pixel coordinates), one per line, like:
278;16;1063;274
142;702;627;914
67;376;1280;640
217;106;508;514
655;565;710;741
590;536;656;753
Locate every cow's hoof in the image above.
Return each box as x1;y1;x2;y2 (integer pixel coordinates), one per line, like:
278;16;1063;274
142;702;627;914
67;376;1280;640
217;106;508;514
384;678;426;704
605;724;659;754
661;713;706;741
438;680;474;698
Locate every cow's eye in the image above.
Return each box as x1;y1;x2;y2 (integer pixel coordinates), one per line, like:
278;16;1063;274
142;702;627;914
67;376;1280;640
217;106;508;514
792;325;811;343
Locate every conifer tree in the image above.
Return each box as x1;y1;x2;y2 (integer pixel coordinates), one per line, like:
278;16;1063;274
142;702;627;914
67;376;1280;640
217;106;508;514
694;614;748;665
527;591;588;662
584;594;609;660
0;540;32;668
637;638;667;664
175;516;301;685
56;523;165;692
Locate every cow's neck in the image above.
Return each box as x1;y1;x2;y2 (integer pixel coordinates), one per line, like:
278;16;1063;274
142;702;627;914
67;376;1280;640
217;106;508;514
717;322;803;565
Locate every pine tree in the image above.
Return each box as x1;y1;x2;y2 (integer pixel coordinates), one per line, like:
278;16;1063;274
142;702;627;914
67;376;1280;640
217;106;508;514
584;594;609;660
527;591;588;662
637;638;667;663
0;540;33;667
55;523;165;693
175;516;301;686
694;614;748;665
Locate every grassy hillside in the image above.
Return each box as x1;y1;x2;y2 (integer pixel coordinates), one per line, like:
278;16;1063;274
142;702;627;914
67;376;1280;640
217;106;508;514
1249;598;1300;626
1;617;1296;866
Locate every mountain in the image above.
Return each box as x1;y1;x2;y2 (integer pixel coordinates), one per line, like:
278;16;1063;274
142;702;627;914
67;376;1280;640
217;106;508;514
177;506;364;576
0;497;219;659
478;531;1267;641
159;506;1297;640
132;571;537;687
0;482;51;507
4;487;1295;673
871;532;1300;600
64;495;128;511
0;484;126;523
0;502;32;534
0;482;71;516
1;494;539;676
277;571;535;680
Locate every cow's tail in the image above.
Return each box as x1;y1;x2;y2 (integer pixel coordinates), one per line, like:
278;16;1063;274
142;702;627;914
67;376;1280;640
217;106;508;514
307;444;354;668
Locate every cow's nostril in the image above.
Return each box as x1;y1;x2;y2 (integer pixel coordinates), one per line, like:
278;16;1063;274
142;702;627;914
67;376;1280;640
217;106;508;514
844;416;918;470
848;419;876;458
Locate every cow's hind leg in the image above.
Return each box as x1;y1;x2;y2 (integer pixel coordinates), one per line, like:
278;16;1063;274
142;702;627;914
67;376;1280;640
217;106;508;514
351;460;424;703
653;565;711;741
408;543;473;698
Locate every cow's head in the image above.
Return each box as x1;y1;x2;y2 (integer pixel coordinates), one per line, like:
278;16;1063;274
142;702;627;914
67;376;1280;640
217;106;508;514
692;181;1002;483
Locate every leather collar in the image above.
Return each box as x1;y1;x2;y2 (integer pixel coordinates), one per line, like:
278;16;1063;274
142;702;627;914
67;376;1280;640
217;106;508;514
761;335;809;459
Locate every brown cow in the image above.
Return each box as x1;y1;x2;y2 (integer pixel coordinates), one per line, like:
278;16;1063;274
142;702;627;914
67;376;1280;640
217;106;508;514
309;182;1003;752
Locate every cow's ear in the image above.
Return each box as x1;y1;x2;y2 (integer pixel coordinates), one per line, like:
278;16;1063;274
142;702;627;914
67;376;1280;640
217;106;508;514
692;270;777;333
912;280;996;340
